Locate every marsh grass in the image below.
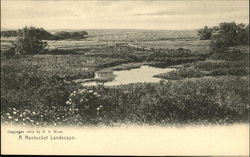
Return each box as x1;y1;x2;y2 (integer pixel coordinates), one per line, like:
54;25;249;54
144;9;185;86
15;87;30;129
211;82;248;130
1;35;249;126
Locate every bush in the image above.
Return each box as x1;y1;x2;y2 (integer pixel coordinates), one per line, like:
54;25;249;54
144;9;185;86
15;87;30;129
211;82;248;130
219;22;248;46
12;27;48;55
209;38;228;53
209;22;249;53
54;31;88;40
198;26;213;40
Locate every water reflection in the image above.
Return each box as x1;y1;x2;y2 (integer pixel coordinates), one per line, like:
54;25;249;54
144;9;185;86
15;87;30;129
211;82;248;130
83;65;175;86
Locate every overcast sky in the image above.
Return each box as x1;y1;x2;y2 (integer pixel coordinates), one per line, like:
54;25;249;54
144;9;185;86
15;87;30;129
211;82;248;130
1;0;249;30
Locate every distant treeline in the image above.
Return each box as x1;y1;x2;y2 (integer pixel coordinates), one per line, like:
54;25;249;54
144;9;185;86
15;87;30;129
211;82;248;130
198;22;249;54
1;28;88;40
198;22;249;45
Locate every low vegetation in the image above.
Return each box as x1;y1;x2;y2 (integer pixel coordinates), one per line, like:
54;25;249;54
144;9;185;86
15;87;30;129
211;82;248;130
1;22;249;126
2;76;248;126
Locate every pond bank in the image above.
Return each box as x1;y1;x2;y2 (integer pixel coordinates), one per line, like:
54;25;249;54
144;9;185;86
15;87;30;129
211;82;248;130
74;62;176;86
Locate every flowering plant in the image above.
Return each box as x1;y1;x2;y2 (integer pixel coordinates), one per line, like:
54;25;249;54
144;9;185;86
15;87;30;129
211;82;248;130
66;88;104;122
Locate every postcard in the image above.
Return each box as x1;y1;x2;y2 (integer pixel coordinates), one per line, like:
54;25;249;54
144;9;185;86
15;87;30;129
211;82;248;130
1;0;249;155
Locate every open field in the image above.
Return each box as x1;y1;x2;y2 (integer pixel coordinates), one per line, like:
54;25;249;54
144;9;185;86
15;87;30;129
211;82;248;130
53;29;198;42
134;39;210;53
1;29;198;51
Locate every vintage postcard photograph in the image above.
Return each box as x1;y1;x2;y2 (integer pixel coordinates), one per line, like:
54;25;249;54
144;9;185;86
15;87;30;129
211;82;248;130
1;0;249;156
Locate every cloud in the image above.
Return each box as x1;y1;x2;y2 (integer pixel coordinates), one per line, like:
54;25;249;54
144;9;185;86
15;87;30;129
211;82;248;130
1;0;249;30
134;2;244;16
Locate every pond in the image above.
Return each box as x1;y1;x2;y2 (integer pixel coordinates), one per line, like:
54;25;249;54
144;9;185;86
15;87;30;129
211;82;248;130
82;65;176;86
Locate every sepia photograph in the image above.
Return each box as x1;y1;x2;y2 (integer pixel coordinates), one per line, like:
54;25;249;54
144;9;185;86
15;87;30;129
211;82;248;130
1;0;249;155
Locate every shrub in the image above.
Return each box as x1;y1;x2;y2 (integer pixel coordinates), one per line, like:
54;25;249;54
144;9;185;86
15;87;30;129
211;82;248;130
218;22;248;46
209;22;249;53
54;31;88;40
65;88;105;124
198;26;213;40
12;27;48;55
209;38;228;53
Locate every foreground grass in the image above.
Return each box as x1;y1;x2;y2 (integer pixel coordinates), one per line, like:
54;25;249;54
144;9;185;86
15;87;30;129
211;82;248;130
1;76;249;126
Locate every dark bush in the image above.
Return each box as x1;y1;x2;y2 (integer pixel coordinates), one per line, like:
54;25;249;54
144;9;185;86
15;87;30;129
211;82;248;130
12;27;48;55
209;22;249;54
198;26;213;40
54;31;88;40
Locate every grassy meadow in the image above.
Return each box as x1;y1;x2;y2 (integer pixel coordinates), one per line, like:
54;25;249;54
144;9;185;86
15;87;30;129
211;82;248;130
1;29;249;126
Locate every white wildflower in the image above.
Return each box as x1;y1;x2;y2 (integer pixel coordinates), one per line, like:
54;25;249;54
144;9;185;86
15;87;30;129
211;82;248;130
79;89;86;93
32;111;36;114
13;111;17;114
8;116;12;119
80;99;84;103
14;119;18;122
66;101;70;105
6;113;10;116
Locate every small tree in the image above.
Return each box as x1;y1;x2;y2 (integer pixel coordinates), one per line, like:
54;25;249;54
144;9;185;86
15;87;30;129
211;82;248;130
218;22;247;46
209;22;249;53
13;27;48;55
209;38;227;53
198;26;213;40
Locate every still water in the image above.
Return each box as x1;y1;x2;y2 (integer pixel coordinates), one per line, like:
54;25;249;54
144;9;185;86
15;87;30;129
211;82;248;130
83;65;175;86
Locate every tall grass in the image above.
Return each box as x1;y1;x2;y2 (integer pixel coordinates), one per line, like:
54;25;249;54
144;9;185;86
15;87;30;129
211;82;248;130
73;76;249;125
